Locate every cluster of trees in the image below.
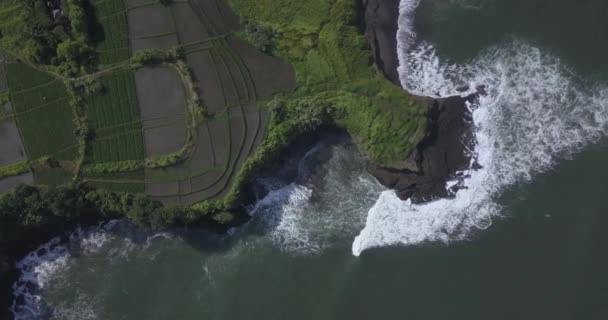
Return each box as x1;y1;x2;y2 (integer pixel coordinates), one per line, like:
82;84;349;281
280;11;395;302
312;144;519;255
21;0;98;75
0;184;237;243
244;20;274;54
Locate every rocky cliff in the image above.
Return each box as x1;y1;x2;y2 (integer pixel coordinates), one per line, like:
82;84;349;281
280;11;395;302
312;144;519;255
361;0;477;202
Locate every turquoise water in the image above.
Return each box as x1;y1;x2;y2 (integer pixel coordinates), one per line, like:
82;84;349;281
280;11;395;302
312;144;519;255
11;1;608;319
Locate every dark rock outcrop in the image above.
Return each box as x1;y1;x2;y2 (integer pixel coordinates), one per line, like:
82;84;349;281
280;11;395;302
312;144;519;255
368;94;477;203
361;0;402;85
362;0;478;202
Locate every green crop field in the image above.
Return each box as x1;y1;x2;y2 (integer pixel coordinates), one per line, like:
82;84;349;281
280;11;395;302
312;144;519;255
6;64;79;160
94;0;131;64
33;167;74;186
87;70;144;163
87;181;145;193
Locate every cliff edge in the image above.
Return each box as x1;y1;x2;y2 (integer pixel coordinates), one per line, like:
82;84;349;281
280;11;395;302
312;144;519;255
362;0;477;202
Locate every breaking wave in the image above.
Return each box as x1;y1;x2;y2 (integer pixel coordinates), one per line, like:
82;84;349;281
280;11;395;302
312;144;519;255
352;0;608;255
249;142;384;255
11;221;172;320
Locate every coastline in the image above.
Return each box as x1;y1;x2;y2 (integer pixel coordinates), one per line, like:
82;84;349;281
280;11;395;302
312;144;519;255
1;1;476;317
361;0;402;86
362;0;476;202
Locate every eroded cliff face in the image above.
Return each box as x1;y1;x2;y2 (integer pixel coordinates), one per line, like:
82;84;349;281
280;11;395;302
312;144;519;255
362;0;477;202
368;95;476;202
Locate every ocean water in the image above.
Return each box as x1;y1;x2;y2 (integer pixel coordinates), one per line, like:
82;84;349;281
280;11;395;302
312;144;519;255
11;0;608;319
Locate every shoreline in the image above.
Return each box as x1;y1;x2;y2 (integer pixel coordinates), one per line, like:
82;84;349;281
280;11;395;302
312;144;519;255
1;1;476;317
362;0;477;202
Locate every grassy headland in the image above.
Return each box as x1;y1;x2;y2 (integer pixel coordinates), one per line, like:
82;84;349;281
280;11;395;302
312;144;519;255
229;0;428;169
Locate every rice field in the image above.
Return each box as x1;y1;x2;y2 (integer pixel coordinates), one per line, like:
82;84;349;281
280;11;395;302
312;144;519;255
94;0;131;64
114;0;295;204
5;64;79;160
87;70;144;163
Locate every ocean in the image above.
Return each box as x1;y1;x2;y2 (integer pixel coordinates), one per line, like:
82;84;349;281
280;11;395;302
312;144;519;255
10;0;608;318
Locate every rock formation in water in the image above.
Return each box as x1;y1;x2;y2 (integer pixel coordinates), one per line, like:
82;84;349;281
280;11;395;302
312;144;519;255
362;0;477;203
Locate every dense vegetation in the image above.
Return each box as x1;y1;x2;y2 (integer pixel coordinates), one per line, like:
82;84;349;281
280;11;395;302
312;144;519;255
230;0;428;169
0;0;100;76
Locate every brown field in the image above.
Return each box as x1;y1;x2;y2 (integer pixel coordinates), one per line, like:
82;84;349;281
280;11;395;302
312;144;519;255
131;35;180;52
186;50;226;113
0;173;33;194
170;3;211;44
125;0;155;8
189;124;215;169
128;4;175;37
0;120;27;166
135;67;186;119
228;37;297;99
134;67;188;158
191;0;239;35
206;117;230;167
146;181;180;197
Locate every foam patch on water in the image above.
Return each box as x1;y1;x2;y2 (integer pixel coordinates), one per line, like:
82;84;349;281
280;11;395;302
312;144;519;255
11;220;169;319
249;143;384;255
352;0;608;256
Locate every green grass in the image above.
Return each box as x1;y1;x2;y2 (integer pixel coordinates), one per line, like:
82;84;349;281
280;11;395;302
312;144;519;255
93;0;130;64
5;64;79;160
228;0;428;168
0;161;29;178
87;70;144;164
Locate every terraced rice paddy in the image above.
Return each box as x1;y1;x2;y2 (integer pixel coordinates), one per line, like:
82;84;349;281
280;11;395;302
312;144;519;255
0;0;296;204
87;70;144;164
83;0;293;205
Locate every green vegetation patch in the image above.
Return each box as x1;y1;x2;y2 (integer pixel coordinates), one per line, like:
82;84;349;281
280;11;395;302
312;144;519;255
6;64;79;160
87;70;144;163
93;0;130;64
229;0;428;168
0;161;29;178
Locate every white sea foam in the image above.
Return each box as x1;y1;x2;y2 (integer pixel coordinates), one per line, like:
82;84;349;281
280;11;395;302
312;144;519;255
353;0;608;256
249;143;384;255
11;220;170;319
